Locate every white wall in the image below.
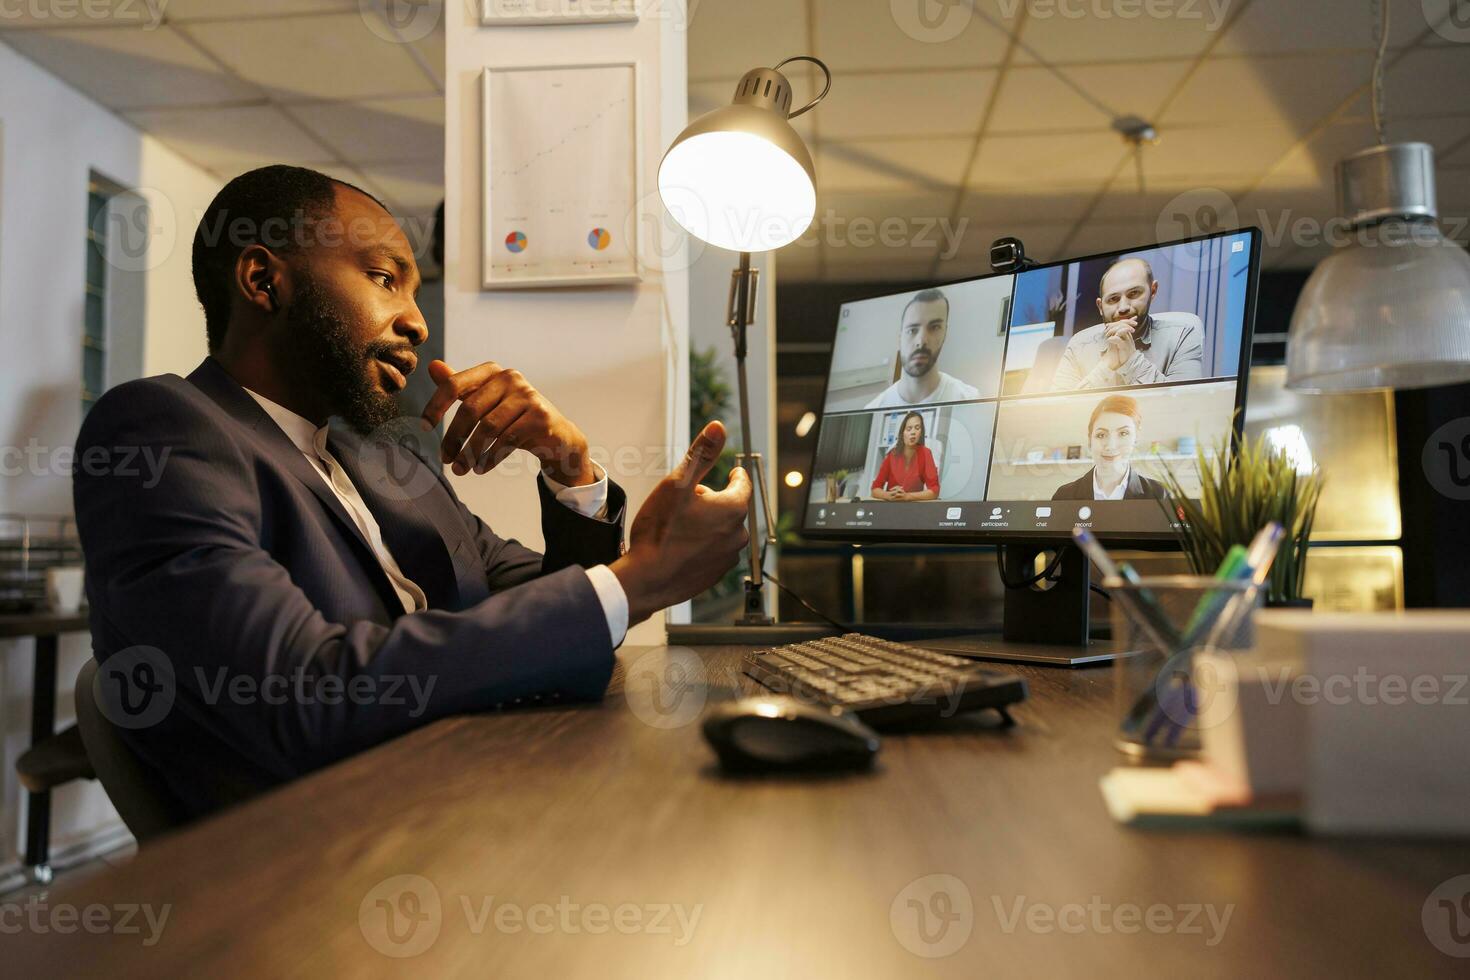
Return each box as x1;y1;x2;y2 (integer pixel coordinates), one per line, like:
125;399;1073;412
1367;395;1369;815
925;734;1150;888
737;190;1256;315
443;5;690;645
0;42;219;880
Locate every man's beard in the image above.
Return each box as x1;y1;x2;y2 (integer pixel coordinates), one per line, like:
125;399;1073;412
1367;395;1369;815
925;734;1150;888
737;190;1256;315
284;278;404;435
903;347;936;378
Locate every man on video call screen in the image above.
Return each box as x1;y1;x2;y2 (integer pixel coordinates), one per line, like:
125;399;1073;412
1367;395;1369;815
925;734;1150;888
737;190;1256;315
1050;257;1204;390
865;288;980;408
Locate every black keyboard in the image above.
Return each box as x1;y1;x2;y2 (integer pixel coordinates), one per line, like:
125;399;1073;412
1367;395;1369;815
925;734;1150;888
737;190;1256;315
742;633;1028;728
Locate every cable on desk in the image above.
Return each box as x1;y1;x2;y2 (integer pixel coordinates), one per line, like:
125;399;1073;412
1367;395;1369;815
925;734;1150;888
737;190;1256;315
757;540;852;632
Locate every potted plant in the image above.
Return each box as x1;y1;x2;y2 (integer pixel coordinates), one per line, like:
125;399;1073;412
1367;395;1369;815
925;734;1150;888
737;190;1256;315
1158;429;1324;606
824;468;852;503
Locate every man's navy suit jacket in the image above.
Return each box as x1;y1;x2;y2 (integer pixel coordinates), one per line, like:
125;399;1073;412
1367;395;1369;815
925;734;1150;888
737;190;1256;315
73;357;626;819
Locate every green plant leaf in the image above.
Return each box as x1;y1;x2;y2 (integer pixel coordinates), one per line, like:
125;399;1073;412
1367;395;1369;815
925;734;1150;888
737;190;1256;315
1159;420;1325;602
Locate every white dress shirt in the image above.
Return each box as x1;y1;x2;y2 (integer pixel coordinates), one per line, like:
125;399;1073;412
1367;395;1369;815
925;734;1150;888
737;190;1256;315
1092;465;1131;501
244;389;628;645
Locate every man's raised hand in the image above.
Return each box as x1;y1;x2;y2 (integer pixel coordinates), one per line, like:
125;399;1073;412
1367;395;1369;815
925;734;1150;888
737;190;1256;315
611;421;752;625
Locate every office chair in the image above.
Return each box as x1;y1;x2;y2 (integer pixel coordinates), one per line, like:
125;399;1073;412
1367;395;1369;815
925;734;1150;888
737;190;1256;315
1021;336;1069;393
74;659;187;843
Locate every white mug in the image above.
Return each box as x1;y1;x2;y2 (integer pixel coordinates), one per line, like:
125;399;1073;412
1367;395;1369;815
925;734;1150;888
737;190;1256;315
45;566;84;613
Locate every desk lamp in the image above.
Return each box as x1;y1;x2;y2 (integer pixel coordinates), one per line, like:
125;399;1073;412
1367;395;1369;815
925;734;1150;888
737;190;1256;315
657;56;831;625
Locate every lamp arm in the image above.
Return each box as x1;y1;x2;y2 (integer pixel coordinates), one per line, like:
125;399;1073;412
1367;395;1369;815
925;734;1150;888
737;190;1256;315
773;56;832;119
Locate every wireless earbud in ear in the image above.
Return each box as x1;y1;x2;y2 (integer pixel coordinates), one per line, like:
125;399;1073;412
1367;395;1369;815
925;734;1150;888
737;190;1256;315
261;282;279;313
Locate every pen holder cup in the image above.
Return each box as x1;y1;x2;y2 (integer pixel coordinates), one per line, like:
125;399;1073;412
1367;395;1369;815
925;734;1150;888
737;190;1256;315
1109;575;1262;761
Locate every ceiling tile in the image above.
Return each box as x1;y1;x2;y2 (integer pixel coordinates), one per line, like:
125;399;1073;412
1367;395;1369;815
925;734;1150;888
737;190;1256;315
289;96;443;164
356;159;442;212
1138;122;1302;181
1239;188;1336;259
687;0;810;82
1215;0;1431;54
0;3;162;28
817;138;974;193
182;12;436;101
1089;181;1252;232
813;0;1017;72
1262;119;1375;187
1250;115;1470;223
124;104;335;174
1308;113;1470;168
1415;0;1470;45
818;70;994;140
970;131;1128;187
1060;218;1161;259
1012;5;1219;66
1437;164;1470;211
1443;135;1470;167
986;61;1192;134
1160;53;1374;129
1382;46;1470;122
958;185;1100;225
817;188;956;224
360;0;444;89
933;222;1072;278
1437;173;1470;241
805;187;976;279
0;25;262;109
821;242;945;283
1392;116;1470;157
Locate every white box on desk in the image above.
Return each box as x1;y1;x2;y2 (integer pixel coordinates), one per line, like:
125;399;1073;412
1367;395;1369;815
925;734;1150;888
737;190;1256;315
1196;647;1307;797
1254;610;1470;837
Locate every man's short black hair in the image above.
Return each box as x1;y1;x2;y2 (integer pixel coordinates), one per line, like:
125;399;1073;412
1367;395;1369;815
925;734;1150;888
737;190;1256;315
902;287;949;324
191;165;388;352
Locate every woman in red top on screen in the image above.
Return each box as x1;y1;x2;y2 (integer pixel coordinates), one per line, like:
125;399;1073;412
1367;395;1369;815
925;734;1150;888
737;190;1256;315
871;411;940;501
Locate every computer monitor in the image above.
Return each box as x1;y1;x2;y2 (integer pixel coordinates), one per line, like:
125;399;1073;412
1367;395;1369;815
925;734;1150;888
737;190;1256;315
800;227;1261;663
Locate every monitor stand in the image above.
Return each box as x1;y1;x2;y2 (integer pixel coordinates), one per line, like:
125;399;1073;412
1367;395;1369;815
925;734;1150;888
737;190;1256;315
921;545;1128;668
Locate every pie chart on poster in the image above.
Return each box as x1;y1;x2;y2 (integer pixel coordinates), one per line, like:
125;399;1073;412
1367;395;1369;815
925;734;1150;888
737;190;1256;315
504;231;527;253
587;227;611;250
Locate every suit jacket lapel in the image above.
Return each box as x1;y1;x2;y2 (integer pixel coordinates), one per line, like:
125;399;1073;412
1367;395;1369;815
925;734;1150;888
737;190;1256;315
1125;468;1146;499
327;426;461;610
185;358;404;613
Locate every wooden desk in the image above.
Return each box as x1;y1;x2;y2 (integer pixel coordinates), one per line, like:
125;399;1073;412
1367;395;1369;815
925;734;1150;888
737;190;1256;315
8;645;1468;975
0;611;90;883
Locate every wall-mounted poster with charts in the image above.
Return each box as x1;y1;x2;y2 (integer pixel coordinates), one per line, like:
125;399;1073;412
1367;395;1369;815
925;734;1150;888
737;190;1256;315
481;63;641;289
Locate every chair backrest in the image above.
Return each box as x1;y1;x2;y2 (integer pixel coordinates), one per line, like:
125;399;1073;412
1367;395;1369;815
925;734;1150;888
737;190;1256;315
927;437;944;476
1022;336;1070;394
74;659;187;843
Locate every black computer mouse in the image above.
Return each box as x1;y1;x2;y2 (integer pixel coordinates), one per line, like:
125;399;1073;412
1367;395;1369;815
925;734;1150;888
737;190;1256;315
702;696;881;773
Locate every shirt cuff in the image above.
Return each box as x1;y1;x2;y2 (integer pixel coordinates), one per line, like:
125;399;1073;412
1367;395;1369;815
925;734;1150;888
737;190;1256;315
541;461;610;521
1082;363;1116;389
1120;351;1152;383
584;564;629;648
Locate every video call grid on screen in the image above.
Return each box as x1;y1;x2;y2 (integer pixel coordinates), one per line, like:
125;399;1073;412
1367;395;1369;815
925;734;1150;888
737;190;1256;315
803;227;1260;543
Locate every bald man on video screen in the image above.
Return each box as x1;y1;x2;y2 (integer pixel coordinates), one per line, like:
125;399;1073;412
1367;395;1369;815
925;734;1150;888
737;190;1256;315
1051;257;1204;390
